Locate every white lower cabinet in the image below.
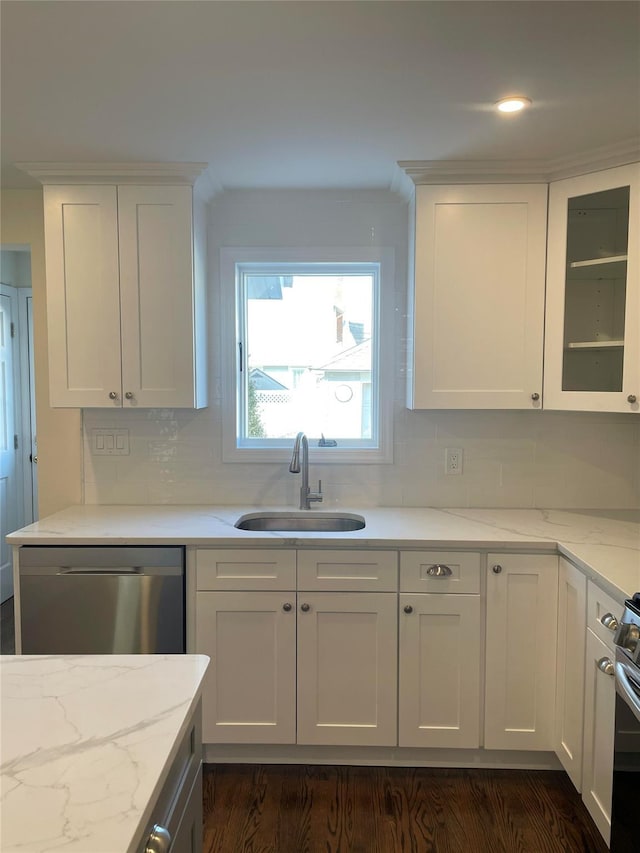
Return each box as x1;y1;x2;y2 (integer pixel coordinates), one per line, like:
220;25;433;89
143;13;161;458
580;580;621;846
485;553;559;750
296;592;398;746
554;558;587;790
195;591;296;744
399;593;481;748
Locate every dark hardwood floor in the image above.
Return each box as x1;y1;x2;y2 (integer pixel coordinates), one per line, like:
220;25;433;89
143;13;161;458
1;596;15;654
203;764;608;853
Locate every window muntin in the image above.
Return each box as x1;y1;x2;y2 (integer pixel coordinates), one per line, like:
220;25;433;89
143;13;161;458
237;262;380;450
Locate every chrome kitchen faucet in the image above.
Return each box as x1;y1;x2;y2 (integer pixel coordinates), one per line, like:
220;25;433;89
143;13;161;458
289;432;323;510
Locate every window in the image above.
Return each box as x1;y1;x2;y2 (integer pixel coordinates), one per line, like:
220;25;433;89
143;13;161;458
221;248;393;463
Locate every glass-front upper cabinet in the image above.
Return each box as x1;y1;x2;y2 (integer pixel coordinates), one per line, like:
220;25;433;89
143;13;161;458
544;163;639;412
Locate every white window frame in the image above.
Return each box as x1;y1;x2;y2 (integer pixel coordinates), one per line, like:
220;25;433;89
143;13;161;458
220;246;394;464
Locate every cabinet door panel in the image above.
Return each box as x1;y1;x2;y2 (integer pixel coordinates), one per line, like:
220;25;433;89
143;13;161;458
582;628;615;845
195;591;296;744
297;592;397;746
544;163;640;412
399;593;481;748
44;185;122;407
409;184;547;409
118;185;196;407
485;554;558;750
554;559;587;790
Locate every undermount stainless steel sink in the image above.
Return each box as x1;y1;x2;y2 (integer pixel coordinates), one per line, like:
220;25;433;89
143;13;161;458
235;512;366;532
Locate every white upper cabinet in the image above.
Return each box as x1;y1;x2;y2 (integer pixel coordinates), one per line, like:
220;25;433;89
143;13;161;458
42;178;207;408
407;183;548;410
544;163;639;413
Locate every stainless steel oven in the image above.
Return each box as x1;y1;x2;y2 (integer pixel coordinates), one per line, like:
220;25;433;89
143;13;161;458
611;594;640;852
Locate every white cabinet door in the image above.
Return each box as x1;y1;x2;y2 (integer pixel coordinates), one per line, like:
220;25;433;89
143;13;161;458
43;185;122;407
485;554;558;750
296;592;397;746
399;593;481;748
118;185;199;408
554;558;587;790
582;628;616;845
544;163;640;413
195;591;296;744
408;183;547;409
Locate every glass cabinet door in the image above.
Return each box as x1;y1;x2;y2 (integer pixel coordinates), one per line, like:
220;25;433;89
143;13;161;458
561;185;630;393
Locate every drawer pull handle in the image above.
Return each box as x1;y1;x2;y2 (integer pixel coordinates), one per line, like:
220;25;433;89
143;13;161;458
597;657;615;676
145;824;171;853
426;564;452;577
600;612;619;631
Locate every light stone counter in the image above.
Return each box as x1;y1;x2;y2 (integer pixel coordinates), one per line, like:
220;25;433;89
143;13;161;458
7;504;640;602
0;654;209;853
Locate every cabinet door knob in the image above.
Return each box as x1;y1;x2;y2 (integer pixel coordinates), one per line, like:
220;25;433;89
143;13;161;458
125;391;134;400
282;602;292;612
300;603;310;612
531;392;540;401
600;612;619;631
492;564;503;574
145;824;171;853
404;604;413;614
597;657;615;676
628;395;637;404
108;391;118;400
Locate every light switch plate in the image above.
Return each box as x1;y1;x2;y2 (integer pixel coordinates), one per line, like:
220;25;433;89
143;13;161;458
91;428;130;455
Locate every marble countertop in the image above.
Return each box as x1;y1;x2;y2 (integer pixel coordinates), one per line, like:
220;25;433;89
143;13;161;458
0;654;209;853
8;505;640;602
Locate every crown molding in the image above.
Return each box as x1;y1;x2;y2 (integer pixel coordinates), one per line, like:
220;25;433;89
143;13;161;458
14;161;209;186
398;138;640;187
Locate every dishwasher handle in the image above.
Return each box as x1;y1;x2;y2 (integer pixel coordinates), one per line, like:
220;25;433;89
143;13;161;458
58;566;144;575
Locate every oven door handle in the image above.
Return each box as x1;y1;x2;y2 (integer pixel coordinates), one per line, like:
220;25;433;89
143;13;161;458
615;659;640;723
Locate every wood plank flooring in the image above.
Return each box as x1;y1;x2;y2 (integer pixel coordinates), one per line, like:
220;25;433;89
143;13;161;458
203;764;608;853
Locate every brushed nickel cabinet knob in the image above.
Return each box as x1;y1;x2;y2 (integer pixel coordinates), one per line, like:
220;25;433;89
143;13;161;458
404;605;413;614
300;603;310;612
108;391;118;400
492;564;503;574
628;395;637;404
531;392;540;401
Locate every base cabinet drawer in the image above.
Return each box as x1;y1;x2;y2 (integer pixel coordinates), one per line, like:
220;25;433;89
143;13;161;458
400;551;481;594
399;593;481;748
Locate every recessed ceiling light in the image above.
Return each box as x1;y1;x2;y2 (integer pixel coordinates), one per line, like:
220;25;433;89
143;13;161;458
495;96;532;113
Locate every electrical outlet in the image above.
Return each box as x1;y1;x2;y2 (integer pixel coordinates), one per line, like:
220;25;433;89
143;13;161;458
445;447;463;475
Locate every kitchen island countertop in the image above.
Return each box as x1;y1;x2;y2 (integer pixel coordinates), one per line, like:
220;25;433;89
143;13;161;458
0;654;209;853
7;504;640;602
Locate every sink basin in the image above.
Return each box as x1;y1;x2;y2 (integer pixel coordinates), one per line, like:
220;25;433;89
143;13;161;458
235;512;366;532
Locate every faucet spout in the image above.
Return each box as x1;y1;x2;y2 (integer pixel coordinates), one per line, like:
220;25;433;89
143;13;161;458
289;431;323;510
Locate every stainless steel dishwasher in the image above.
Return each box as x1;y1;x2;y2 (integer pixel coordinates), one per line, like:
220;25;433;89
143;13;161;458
18;546;185;654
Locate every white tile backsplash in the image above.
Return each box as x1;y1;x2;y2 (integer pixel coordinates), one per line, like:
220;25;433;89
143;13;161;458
82;189;640;510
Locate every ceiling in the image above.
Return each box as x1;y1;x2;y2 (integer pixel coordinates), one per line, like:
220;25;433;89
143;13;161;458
2;1;639;191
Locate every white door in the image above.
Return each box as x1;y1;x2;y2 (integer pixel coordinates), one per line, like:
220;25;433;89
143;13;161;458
195;591;296;744
43;185;122;407
296;592;397;746
0;287;21;601
485;554;559;750
554;558;587;790
399;593;481;748
117;185;196;408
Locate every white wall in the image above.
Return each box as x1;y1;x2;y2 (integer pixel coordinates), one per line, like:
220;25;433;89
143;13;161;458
82;189;640;509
